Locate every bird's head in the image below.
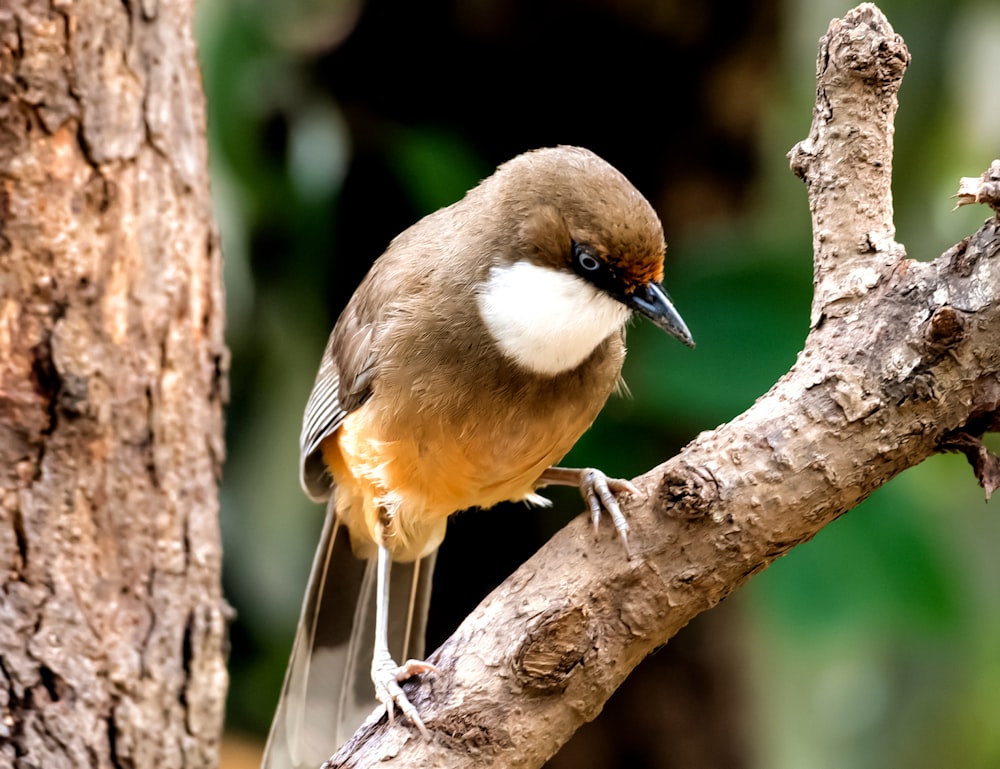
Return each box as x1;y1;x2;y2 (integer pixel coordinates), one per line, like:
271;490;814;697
475;146;694;376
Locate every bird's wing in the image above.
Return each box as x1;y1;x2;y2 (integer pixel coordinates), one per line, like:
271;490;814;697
299;306;377;501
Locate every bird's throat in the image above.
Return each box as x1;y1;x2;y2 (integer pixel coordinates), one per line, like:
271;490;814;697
476;260;630;376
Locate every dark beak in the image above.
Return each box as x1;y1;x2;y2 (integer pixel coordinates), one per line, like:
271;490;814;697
627;282;695;348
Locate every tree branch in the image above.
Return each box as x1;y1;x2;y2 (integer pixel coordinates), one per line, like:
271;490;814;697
324;5;1000;766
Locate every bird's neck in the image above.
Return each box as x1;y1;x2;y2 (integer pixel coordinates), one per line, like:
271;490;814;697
476;260;630;376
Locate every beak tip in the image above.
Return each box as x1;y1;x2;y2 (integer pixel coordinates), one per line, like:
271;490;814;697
627;282;695;350
674;327;696;349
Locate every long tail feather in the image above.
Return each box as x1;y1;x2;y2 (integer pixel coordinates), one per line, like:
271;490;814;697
261;506;437;769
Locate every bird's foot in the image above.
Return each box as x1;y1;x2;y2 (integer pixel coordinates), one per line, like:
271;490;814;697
578;468;638;555
371;650;437;739
537;466;640;556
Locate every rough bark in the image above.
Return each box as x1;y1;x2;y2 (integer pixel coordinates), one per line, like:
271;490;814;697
0;1;228;768
324;5;1000;768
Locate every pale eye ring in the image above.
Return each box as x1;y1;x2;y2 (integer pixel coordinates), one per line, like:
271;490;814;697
576;248;600;272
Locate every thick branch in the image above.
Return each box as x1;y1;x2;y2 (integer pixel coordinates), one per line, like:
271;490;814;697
324;5;1000;767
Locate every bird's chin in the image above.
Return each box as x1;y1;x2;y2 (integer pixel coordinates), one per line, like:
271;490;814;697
477;260;629;375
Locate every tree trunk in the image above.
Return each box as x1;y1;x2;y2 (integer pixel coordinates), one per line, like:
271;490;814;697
0;1;228;767
323;4;1000;767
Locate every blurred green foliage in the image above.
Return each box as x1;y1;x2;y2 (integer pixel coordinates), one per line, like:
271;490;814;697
196;0;1000;766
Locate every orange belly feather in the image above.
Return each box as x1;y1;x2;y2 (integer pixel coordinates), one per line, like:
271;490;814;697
321;399;589;562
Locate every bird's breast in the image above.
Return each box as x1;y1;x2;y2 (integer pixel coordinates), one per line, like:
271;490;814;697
326;333;625;561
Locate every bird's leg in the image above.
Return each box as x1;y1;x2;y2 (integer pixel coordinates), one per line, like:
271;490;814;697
537;466;639;555
372;542;436;739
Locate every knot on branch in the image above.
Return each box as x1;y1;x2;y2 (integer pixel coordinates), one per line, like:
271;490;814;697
925;305;966;352
655;464;719;520
513;606;593;693
826;3;909;87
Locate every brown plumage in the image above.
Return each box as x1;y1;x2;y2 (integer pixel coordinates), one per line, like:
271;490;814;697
263;146;693;769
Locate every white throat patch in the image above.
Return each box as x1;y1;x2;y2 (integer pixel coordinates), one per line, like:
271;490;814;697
476;260;629;376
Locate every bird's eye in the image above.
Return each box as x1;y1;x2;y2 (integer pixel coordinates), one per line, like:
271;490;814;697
574;244;601;272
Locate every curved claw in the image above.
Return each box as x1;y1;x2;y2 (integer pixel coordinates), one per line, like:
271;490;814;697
579;469;638;556
371;652;437;740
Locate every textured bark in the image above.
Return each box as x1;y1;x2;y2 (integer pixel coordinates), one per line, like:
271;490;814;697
324;5;1000;768
0;1;228;768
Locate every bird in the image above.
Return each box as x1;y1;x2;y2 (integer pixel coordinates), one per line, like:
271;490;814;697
261;145;694;769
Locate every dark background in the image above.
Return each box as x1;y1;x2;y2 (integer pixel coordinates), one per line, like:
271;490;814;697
195;0;1000;766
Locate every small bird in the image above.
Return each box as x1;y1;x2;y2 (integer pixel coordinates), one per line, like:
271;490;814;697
262;146;694;768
